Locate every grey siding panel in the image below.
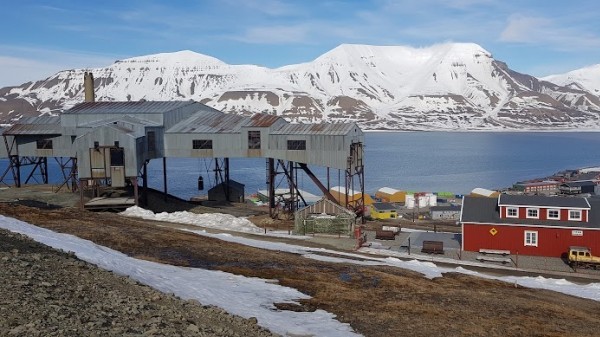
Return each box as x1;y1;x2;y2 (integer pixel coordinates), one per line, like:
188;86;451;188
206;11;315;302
76;127;139;179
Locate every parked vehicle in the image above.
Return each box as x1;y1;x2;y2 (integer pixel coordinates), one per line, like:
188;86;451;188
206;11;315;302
568;246;600;269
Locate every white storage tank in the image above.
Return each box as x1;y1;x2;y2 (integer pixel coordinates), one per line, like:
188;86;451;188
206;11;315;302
405;194;415;209
417;194;428;207
427;193;437;207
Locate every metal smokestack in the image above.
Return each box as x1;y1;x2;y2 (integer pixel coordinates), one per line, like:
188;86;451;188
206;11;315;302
84;72;95;102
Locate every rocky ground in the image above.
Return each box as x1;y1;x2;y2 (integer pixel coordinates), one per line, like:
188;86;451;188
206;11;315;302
0;229;277;337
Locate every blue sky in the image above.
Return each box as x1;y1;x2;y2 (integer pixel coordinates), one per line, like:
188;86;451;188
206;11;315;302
1;0;600;87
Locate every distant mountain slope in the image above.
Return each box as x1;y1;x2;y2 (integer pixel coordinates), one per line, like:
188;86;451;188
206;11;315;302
542;64;600;96
1;43;600;130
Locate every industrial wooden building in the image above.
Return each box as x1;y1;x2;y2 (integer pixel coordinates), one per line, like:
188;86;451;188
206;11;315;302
1;73;366;219
461;194;600;257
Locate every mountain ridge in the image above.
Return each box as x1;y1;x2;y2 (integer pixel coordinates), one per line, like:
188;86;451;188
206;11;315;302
1;43;600;131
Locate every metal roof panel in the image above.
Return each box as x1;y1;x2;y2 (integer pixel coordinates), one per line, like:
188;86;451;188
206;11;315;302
247;113;283;127
498;194;590;209
78;115;162;128
3;123;63;135
271;122;358;135
63;101;197;114
167;110;248;133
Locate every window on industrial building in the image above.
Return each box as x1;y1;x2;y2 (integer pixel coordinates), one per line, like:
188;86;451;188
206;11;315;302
524;231;538;247
36;139;53;150
192;139;213;149
287;140;306;150
506;207;518;218
569;210;582;221
110;147;124;166
526;208;539;219
248;131;261;149
547;209;560;220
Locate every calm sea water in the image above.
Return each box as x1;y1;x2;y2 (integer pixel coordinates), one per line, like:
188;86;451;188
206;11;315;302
2;132;600;200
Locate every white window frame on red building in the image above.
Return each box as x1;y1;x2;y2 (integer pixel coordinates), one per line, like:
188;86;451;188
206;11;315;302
547;209;560;220
506;207;518;218
569;210;582;221
526;208;539;219
524;231;538;247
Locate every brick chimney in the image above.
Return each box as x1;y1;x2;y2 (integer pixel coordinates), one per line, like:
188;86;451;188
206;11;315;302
84;72;95;102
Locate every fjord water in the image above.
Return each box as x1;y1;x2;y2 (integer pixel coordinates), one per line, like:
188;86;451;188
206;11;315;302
363;131;600;195
3;132;600;200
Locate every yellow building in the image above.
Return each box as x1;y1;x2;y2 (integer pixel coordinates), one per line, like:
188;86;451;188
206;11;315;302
329;186;374;206
370;202;398;220
375;187;406;203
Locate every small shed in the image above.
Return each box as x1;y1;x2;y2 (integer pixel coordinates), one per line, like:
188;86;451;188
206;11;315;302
208;179;245;202
375;187;406;203
370;202;398;220
430;205;461;220
294;198;356;235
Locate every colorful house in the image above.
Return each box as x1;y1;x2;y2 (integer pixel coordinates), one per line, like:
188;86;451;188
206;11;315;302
461;194;600;257
370;202;398;220
512;180;559;194
329;186;374;206
374;187;406;203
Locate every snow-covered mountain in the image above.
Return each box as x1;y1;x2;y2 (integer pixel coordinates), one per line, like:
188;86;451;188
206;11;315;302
2;43;600;130
542;64;600;97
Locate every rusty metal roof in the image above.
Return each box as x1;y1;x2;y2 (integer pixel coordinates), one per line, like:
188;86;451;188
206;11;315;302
2;116;62;135
63;101;197;114
168;110;241;133
3;123;62;135
271;122;359;135
168;110;363;136
18;116;61;125
247;113;283;127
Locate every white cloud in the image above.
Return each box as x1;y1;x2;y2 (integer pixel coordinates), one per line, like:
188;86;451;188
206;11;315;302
500;14;600;50
0;56;55;87
0;46;120;87
222;0;299;16
234;25;312;44
499;15;552;43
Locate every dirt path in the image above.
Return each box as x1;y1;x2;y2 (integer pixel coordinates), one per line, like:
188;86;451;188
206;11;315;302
2;202;600;337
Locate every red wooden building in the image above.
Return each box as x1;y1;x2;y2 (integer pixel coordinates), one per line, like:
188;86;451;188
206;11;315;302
460;194;600;257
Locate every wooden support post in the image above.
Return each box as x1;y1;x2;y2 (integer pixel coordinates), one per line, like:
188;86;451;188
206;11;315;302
132;177;139;206
79;179;84;210
163;157;168;202
142;161;148;206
